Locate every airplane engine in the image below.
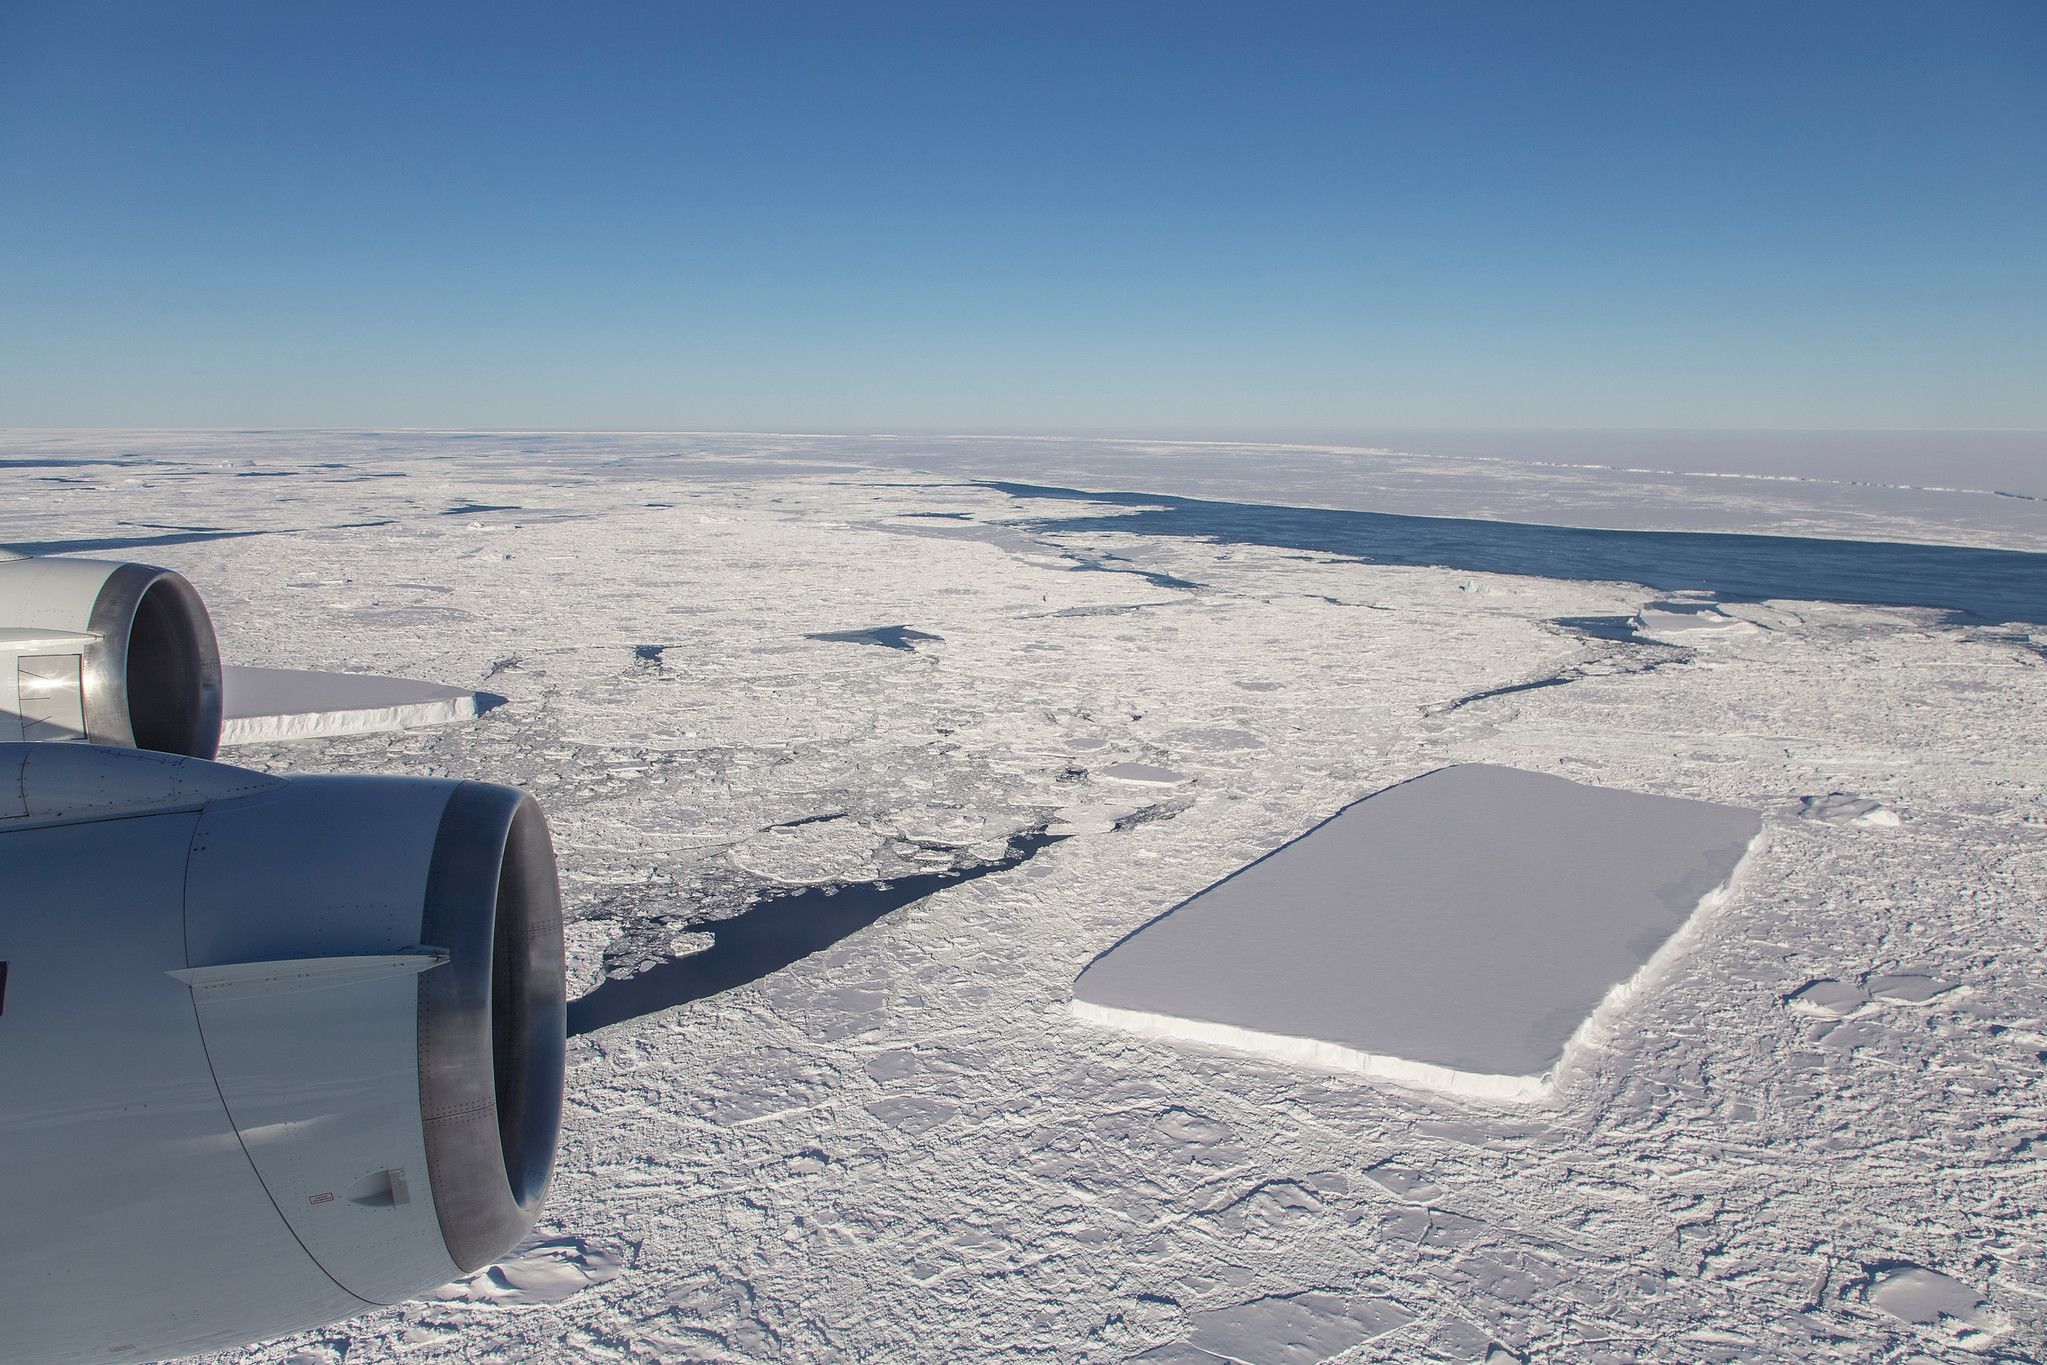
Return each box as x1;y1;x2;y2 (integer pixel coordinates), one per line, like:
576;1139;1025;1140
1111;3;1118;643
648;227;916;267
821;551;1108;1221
0;742;567;1365
0;552;223;757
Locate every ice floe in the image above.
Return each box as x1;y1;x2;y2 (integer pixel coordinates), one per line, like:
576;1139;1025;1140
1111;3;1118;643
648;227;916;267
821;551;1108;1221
1796;791;1902;827
1632;604;1761;641
1859;1263;2004;1351
1785;979;1868;1019
1786;971;1959;1020
1094;761;1189;786
431;1237;625;1307
1185;1290;1415;1364
728;814;882;884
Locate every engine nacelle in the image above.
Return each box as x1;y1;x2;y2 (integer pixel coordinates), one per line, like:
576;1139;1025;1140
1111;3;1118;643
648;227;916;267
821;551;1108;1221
0;552;223;758
0;743;566;1364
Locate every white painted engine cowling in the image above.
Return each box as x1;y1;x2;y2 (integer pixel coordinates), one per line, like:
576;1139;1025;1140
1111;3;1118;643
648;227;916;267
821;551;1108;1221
0;553;223;757
0;743;566;1364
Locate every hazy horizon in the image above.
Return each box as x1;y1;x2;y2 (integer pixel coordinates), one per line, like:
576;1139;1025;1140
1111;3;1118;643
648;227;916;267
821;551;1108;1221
9;424;2043;497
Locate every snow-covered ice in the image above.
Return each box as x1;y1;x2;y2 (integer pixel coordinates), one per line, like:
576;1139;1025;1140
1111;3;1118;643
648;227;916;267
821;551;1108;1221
1786;971;1962;1023
1094;762;1190;786
1184;1290;1415;1364
429;1236;626;1306
1632;604;1760;641
1860;1263;2005;1351
1796;791;1902;828
3;429;2042;1362
1072;765;1762;1101
220;665;486;744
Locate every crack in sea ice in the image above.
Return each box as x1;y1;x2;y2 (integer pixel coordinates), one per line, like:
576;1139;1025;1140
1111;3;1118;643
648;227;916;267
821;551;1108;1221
566;828;1065;1035
804;624;944;651
1428;651;1687;715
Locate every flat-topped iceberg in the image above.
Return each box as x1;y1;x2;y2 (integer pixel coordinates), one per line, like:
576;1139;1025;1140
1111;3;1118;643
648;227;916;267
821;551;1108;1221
1073;764;1762;1101
219;665;486;744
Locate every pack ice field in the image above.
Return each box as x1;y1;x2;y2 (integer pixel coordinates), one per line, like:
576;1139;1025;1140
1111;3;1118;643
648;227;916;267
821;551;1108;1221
4;430;2044;1365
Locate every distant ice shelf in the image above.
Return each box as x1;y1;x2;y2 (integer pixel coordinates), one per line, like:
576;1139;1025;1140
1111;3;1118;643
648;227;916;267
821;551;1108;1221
1072;764;1763;1102
219;665;488;745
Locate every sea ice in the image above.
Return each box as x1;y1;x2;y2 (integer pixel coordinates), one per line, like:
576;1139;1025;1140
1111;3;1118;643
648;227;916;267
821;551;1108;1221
429;1238;624;1306
1632;605;1759;641
1048;802;1136;835
1865;972;1951;1004
1861;1264;2002;1349
1073;764;1761;1100
1786;979;1866;1019
219;665;485;744
1787;972;1956;1020
1797;792;1901;827
1095;762;1189;786
728;815;881;884
1186;1291;1415;1365
16;431;2042;1360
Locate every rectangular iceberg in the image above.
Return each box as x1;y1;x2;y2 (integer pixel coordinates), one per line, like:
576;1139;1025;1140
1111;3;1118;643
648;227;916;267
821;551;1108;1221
1072;764;1762;1101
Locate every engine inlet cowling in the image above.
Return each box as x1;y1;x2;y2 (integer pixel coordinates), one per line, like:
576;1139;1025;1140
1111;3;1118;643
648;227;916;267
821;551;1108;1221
0;744;566;1364
418;781;569;1272
0;555;223;757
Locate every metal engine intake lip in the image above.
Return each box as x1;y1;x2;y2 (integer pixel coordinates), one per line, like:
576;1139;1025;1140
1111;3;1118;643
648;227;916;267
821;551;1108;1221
416;781;567;1273
83;562;223;758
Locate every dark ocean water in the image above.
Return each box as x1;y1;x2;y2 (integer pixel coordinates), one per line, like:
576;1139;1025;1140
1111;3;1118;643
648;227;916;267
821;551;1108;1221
991;483;2047;627
568;830;1061;1036
1;529;268;555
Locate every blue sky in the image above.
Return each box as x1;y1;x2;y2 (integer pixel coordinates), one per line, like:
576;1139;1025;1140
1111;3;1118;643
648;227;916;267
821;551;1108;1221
1;1;2040;430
